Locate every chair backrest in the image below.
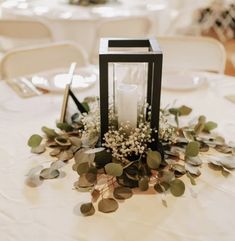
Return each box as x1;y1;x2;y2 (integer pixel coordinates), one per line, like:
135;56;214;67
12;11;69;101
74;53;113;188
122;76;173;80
157;35;226;73
0;19;53;52
91;16;151;63
1;42;88;79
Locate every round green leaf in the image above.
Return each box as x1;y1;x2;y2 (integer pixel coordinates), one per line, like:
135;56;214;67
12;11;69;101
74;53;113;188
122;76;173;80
147;150;161;169
98;198;118;213
203;121;217;132
41;126;58;139
113;186;133;199
54;136;71;146
104;163;123;177
56;122;74;132
170;179;185;197
77;162;90;175
154;182;170;193
31;144;45;154
80;202;95;216
69;137;82;148
40;168;60;179
159;170;175;183
178;105;192;116
138;176;149;191
27;134;42;148
185;141;200;157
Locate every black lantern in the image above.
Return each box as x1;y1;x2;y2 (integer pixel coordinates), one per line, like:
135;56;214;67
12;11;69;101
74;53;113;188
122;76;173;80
99;38;162;150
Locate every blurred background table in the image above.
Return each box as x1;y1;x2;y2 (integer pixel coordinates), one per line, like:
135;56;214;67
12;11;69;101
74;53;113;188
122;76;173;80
1;0;170;57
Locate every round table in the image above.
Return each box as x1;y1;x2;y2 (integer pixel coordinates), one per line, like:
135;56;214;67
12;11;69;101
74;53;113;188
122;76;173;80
1;0;170;57
0;71;235;241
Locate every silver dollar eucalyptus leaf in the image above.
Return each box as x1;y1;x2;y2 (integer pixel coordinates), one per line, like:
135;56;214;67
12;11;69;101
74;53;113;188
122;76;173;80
80;202;95;216
31;145;46;154
69;137;82;148
27;134;42;148
85;147;105;154
98;198;119;213
113;186;133;200
185;163;201;176
170;179;185;197
50;160;66;170
25;175;43;188
186;156;203;166
54;136;71;147
59;150;73;161
138;176;149;191
26;165;43;177
40;168;60;179
49;148;61;157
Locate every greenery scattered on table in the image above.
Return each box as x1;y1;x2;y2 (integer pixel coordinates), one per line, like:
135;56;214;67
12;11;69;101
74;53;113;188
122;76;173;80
26;97;235;216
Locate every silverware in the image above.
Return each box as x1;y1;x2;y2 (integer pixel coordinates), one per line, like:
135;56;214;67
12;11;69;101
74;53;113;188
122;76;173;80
6;77;43;98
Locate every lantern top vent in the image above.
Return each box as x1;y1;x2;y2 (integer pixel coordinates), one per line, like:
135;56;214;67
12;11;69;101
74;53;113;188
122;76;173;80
99;38;162;60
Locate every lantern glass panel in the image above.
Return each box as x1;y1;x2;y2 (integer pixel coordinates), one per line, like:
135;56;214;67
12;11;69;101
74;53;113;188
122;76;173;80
108;62;148;129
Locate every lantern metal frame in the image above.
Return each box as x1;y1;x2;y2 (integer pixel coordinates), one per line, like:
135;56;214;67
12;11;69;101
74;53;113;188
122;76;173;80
99;38;163;149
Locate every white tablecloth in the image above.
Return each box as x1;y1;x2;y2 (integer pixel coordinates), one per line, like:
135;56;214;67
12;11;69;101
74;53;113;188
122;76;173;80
0;72;235;241
1;0;170;56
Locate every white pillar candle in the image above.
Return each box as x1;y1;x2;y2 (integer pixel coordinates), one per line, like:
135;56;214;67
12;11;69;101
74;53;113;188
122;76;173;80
117;84;138;128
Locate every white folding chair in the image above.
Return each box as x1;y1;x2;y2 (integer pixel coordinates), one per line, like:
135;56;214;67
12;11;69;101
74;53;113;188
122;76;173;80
1;42;88;79
0;19;53;52
91;16;152;63
157;35;226;73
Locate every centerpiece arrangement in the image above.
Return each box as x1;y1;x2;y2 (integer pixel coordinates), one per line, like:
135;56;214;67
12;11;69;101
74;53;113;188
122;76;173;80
26;38;235;216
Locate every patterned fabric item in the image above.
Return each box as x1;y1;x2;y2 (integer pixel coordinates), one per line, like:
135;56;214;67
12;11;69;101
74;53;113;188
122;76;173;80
194;0;235;42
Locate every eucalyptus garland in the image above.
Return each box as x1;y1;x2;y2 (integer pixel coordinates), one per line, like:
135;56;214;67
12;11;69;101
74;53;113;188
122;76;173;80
26;97;235;216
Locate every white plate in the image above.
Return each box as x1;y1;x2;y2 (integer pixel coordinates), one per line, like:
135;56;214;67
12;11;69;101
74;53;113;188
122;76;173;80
162;71;206;91
31;66;98;93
